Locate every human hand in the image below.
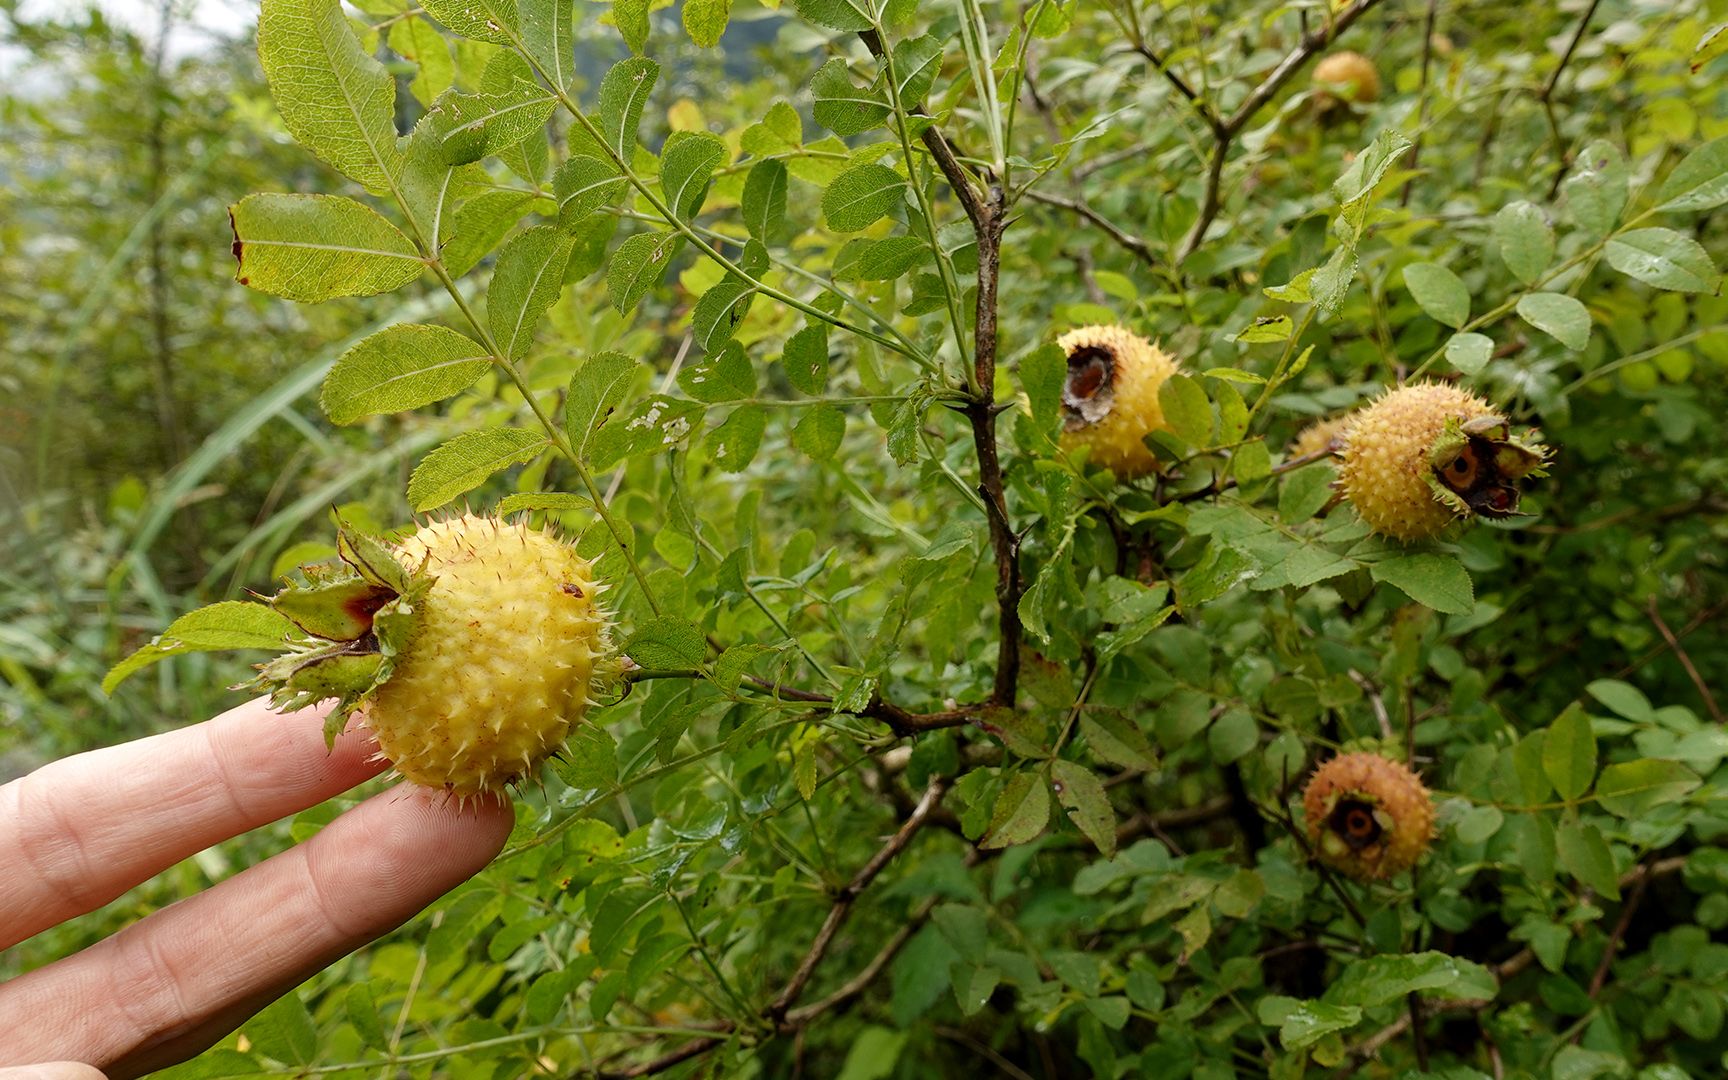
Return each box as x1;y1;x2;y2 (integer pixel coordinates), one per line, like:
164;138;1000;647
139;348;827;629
0;697;514;1079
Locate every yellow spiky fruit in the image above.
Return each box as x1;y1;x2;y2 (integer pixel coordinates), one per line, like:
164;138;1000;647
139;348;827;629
1056;325;1180;479
1302;752;1434;880
1313;50;1381;105
1337;382;1547;542
1291;414;1355;459
362;514;612;795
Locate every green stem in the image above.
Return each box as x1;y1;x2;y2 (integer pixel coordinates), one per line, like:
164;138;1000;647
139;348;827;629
509;43;920;363
426;263;663;615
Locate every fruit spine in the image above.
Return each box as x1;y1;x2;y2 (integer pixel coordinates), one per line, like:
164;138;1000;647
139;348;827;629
254;514;613;796
1055;324;1180;479
1302;751;1435;880
1336;382;1547;541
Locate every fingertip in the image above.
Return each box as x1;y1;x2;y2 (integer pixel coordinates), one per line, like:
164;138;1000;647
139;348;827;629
0;1064;108;1080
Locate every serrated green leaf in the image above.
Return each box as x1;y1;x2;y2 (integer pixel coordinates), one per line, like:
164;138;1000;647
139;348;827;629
1584;679;1654;722
683;0;732;46
981;771;1051;849
488;225;573;360
678;341;754;402
782;324;830;394
1080;711;1155;769
497;491;593;516
708;405;766;471
1445;332;1494;376
1370;553;1474;615
229;194;424;302
420;0;518;44
389;15;455;108
1604;228;1719;293
1543;703;1597;802
1403;262;1470;329
443;190;535;277
553;155;625;229
1157;373;1212;446
660;131;727;221
870;236;934;280
1051;760;1115;857
1234;315;1292;343
259;0;401;192
789;0;875;32
565;351;642;457
1020;343;1065;439
1596;759;1701;817
1324;952;1497;1009
822;163;905;232
811;58;888;136
427;81;555;166
1557;819;1620;900
607;231;684;314
1516;292;1591;351
792;405;845;460
691;280;756;350
518;0;573;90
624;616;708;668
1494;201;1553;285
892;34;942;104
1658;135;1728;209
321;324;492;424
1268;1000;1361;1051
742;159;789;243
741;101;802;157
407;428;547;511
598;56;659;162
104;602;296;693
614;0;648;52
1561;140;1628;238
558;723;619;789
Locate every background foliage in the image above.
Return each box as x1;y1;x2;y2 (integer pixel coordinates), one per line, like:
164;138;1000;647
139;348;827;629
5;0;1728;1077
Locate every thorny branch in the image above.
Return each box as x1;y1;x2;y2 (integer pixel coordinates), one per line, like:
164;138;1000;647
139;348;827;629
860;28;1022;708
592;780;948;1078
1181;0;1389;258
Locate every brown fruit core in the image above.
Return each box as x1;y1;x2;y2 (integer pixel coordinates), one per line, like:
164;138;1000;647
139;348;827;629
1434;435;1525;519
1062;345;1116;429
1328;798;1383;851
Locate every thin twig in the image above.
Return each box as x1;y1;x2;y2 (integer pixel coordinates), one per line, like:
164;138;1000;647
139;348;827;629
1399;0;1441;207
1024;189;1157;266
1539;0;1604;198
1130;43;1222;133
1646;596;1723;722
1181;0;1389;258
767;778;948;1021
1586;864;1650;1000
593;780;948;1078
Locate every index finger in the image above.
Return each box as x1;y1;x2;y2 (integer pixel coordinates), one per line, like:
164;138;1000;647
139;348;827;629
0;697;386;950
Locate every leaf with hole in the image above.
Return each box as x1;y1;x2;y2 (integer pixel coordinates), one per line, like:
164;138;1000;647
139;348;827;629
607;231;684;314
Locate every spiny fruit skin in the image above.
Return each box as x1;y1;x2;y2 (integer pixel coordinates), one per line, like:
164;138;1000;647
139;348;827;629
1291;414;1356;460
1337;382;1544;542
1302;751;1434;880
1313;50;1382;105
362;514;612;796
1056;324;1180;480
